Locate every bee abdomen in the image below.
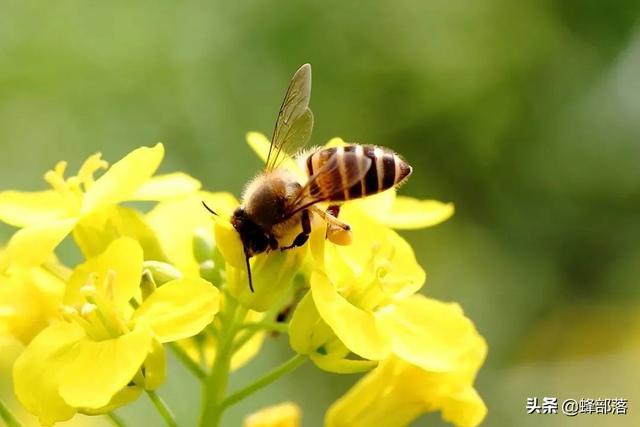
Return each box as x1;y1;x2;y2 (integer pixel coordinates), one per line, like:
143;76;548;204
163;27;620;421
305;144;412;201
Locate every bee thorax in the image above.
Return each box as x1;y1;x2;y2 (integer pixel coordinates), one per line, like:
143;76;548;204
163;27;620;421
242;172;300;230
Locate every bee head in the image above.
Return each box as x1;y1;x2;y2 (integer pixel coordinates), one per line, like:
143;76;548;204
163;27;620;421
231;207;270;256
231;206;270;293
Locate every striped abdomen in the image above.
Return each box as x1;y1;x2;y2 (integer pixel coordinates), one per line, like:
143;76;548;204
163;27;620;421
304;144;412;202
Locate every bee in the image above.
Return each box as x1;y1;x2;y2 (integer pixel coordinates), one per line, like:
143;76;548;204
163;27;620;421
207;64;412;292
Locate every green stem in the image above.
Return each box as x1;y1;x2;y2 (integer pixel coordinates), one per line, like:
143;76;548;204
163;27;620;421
106;412;127;427
232;298;291;354
0;399;22;427
240;320;289;334
221;353;306;410
199;297;246;427
168;342;207;380
146;390;178;427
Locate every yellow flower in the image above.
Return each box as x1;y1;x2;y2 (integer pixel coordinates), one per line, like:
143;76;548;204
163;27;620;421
146;190;236;279
243;401;302;427
326;351;487;427
288;213;429;371
0;144;200;268
323;297;487;427
0;249;68;345
146;191;268;370
214;205;307;312
296;270;487;426
12;238;220;426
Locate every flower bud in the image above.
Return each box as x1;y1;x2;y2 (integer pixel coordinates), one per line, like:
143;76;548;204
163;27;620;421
142;261;182;286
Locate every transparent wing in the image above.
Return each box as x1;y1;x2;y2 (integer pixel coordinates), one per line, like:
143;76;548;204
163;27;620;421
284;151;372;218
265;64;314;171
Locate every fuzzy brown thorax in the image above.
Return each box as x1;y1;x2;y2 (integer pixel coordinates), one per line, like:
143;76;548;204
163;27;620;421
242;170;302;231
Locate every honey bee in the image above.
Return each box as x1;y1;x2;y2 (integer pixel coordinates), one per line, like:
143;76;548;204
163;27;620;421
207;64;412;292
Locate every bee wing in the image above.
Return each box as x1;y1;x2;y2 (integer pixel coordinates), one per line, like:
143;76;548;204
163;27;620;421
284;151;372;218
265;64;314;171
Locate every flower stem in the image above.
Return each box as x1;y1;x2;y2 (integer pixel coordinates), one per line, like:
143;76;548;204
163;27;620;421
168;342;207;380
106;412;127;427
0;399;22;427
240;320;289;334
221;353;306;410
199;297;246;427
146;390;178;427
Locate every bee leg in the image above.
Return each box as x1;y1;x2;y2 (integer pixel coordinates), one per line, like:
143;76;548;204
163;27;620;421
268;235;279;251
281;209;311;251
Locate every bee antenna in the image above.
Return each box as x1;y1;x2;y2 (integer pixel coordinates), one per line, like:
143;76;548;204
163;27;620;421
202;200;218;216
245;254;254;293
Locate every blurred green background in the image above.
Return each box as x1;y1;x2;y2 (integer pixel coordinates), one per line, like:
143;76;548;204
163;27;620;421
1;0;640;426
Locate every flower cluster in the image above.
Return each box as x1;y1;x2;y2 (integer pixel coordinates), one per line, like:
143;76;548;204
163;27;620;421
0;134;487;427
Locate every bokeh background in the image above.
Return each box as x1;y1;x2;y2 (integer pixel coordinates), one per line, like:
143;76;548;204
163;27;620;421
1;1;640;426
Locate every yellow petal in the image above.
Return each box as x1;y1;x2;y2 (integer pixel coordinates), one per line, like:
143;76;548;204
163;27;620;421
147;192;238;276
243;401;302;427
374;228;426;299
0;190;72;227
132;277;220;342
325;357;410;427
214;218;246;270
246;131;272;164
65;237;143;310
308;219;327;268
310;272;390;360
58;328;153;409
73;206;166;261
288;292;321;355
81;143;164;216
347;189;396;217
325;210;425;299
142;337;167;390
227;247;305;312
377;296;483;372
13;322;85;426
379;197;454;229
79;385;142;415
132;172;202;201
6;218;77;268
327;355;487;427
102;206;167;260
310;353;378;374
0;268;64;344
441;387;487;427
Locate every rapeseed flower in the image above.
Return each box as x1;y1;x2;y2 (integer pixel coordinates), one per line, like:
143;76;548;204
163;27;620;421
0;134;487;427
326;351;487;427
12;238;220;425
0;144;199;267
0;249;67;344
146;192;268;371
243;401;302;427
